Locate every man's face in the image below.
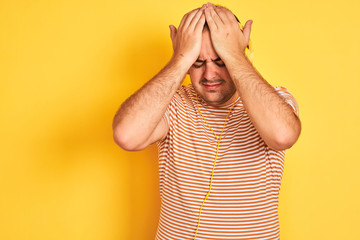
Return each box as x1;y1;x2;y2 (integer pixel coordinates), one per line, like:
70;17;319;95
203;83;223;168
188;28;237;107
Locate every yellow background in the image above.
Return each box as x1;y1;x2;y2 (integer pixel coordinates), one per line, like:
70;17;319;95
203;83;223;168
1;0;359;239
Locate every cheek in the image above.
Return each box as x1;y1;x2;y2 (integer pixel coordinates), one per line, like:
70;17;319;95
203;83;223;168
189;69;204;83
219;69;232;83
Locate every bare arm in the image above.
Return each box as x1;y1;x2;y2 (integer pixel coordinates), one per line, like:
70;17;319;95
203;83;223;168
204;3;301;150
112;60;185;151
113;7;206;151
224;54;301;150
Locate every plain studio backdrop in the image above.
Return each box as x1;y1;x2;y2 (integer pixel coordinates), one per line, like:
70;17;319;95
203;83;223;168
0;0;359;239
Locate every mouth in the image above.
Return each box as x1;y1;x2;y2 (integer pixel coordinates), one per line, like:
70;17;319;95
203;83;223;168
201;81;223;90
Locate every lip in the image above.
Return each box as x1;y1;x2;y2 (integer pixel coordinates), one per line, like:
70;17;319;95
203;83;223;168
202;82;222;90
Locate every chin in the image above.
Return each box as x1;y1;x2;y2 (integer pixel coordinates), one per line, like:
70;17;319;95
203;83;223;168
202;96;228;106
202;91;236;106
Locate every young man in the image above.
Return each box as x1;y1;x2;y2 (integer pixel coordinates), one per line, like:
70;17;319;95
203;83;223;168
113;3;301;239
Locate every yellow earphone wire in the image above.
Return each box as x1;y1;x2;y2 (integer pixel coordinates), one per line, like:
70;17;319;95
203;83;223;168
193;94;237;239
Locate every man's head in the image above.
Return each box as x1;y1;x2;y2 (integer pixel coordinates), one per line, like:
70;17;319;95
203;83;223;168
188;27;237;107
169;3;250;107
187;5;244;107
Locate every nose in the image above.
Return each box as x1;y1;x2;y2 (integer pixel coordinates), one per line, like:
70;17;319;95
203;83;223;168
203;62;217;80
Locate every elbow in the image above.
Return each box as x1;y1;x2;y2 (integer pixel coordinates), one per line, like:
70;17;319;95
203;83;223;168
112;126;146;151
268;121;302;151
269;134;298;151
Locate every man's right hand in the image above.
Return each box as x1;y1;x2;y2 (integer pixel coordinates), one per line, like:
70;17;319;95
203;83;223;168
113;6;206;151
169;6;206;68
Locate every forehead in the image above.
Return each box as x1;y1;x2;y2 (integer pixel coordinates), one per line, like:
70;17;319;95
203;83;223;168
199;29;219;60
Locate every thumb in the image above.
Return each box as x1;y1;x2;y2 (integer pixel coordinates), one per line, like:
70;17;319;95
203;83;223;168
169;25;177;41
243;20;253;45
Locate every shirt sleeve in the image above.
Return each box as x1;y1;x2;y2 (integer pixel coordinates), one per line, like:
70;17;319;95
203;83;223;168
274;86;300;117
157;99;173;143
158;87;182;143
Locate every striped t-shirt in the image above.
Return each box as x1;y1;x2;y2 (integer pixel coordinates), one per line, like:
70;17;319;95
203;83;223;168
155;84;299;240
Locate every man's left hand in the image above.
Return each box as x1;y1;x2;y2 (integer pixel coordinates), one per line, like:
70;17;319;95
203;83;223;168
204;3;252;62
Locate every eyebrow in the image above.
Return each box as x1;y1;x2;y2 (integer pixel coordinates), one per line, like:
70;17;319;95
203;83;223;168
195;57;222;63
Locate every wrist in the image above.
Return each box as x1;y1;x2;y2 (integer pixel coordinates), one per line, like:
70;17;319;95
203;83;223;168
223;52;249;68
169;54;194;72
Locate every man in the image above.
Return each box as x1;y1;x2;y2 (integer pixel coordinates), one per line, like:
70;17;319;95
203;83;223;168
113;3;301;240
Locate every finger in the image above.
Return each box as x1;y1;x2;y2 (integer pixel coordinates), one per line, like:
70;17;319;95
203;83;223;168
194;13;206;33
178;10;192;30
243;20;253;45
182;8;201;29
212;5;229;25
169;25;177;50
169;25;177;42
204;6;218;31
216;6;238;25
206;4;224;28
188;5;205;30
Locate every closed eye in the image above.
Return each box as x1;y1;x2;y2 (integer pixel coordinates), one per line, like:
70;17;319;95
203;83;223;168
192;58;225;68
192;60;205;68
192;63;205;68
214;59;225;67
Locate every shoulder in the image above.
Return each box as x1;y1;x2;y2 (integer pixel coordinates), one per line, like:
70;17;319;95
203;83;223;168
170;84;197;106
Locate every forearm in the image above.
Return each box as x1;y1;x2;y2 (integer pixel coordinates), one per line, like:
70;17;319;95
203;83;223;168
113;6;206;150
226;55;301;150
112;57;189;150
